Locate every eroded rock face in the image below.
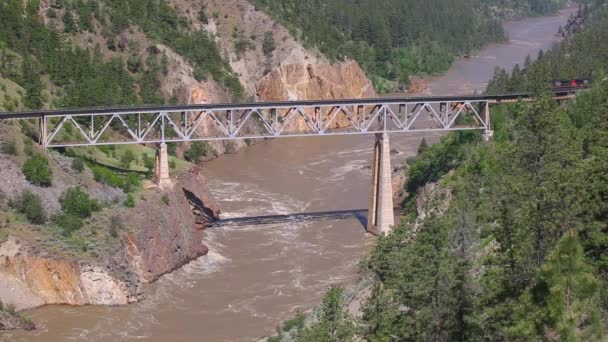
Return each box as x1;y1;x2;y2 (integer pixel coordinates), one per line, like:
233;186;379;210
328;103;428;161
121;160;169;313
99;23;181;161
257;60;375;103
79;265;130;305
415;181;453;229
0;170;220;311
256;60;376;131
120;168;219;284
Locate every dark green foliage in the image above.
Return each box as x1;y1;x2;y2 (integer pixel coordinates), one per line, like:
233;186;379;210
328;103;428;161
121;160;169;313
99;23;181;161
507;230;603;341
16;191;47;224
22;153;52;187
124;194;135;208
1;140;17;155
405;131;480;197
60;186;99;218
120;150;135;169
54;213;83;237
262;31;275;57
123;172;140;193
19;121;38;142
169;159;176;169
71;158;85;173
198;3;208;24
282;311;306;333
92;165;124;188
162;194;169;205
359;283;401;341
62;10;78;33
184;141;208;164
251;0;507;90
142;153;154;171
295;287;354;342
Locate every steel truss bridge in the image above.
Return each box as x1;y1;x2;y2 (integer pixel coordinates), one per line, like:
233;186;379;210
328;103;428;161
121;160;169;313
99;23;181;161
0;90;576;148
0;89;581;235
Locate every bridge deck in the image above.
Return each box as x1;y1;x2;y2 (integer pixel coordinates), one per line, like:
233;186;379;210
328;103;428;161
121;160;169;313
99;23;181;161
0;89;579;147
0;90;577;119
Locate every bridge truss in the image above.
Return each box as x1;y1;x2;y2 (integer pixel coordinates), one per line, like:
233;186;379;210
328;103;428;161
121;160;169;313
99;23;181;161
0;91;578;148
36;98;494;148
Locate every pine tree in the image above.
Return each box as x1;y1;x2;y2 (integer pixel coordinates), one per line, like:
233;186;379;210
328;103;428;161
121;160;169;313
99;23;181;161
359;283;401;341
508;230;603;341
296;287;354;342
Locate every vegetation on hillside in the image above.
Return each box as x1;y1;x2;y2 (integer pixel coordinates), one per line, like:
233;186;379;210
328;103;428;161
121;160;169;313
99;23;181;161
250;0;568;91
0;0;241;112
269;3;608;340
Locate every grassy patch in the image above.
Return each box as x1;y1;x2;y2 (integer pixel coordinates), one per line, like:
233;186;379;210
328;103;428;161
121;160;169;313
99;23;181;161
68;144;190;173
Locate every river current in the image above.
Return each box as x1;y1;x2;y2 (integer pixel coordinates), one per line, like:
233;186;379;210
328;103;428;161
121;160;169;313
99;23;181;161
7;6;576;342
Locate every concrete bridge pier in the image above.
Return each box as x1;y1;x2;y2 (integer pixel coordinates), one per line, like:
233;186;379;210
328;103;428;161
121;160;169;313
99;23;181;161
38;117;47;147
367;133;395;236
154;142;172;190
482;102;494;142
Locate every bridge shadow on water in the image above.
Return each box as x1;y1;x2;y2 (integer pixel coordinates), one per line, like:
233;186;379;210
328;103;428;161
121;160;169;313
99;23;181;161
211;209;371;230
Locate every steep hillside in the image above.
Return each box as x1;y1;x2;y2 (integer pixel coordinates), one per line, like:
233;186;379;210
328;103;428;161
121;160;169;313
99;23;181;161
0;119;220;314
266;3;608;341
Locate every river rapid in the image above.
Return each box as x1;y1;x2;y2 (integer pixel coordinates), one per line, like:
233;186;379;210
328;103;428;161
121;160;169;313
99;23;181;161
6;6;576;342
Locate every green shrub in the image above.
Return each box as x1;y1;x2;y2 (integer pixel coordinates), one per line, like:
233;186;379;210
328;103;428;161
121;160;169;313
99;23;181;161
1;140;17;155
123;172;140;193
60;187;99;218
23;138;33;156
282;311;306;332
71;158;85;173
169;159;176;169
54;213;83;237
120;150;135;169
184;141;208;164
19;121;38;142
142;152;154;171
99;145;111;155
124;194;135;208
92;166;124;188
17;191;47;224
162;194;169;205
22;153;53;187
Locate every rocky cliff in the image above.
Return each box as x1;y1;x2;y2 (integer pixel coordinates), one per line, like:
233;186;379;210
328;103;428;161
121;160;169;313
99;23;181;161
256;60;376;103
0;169;219;312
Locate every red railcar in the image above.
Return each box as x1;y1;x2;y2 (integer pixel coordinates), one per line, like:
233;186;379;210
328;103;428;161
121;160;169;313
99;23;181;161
551;78;591;90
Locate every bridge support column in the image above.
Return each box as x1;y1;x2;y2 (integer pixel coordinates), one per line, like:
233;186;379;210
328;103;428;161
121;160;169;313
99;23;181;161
154;142;172;190
38;117;47;147
367;133;395;236
482;102;493;142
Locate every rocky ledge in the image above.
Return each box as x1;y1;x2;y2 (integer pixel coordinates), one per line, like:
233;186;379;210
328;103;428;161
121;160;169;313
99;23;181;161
0;168;220;321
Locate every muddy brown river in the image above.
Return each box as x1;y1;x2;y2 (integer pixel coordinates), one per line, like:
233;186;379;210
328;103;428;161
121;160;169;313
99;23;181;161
6;6;576;342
